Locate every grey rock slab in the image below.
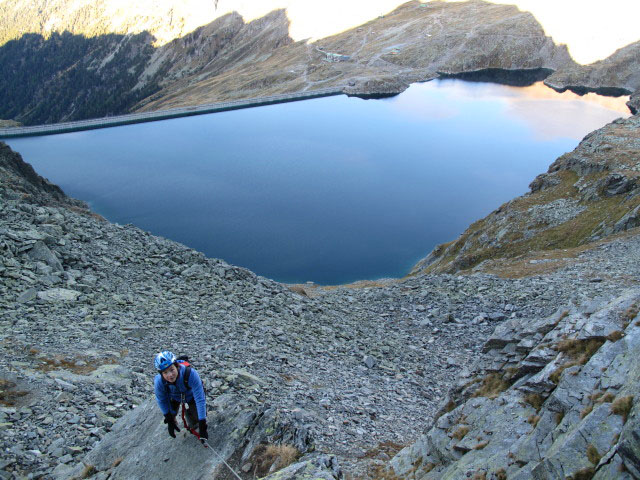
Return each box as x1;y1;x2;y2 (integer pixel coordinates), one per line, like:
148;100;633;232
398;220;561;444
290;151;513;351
27;241;63;272
66;394;313;480
16;287;38;303
36;288;80;302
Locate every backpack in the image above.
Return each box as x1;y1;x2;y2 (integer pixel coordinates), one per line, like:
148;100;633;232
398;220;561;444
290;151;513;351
176;355;193;389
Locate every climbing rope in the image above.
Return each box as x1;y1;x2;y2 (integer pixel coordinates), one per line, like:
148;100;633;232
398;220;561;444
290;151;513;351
201;438;245;480
180;396;244;480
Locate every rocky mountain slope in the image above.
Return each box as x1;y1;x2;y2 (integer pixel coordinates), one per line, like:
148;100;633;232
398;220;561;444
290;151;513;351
1;113;640;478
390;289;640;479
2;0;639;125
412;113;640;276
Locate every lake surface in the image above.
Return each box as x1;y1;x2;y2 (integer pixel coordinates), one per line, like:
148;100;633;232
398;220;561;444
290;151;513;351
7;80;630;284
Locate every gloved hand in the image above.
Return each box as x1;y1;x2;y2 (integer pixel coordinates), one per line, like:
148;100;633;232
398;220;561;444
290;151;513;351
199;419;208;441
164;413;180;438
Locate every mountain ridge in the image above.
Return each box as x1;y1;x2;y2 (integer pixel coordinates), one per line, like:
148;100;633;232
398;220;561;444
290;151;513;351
2;0;639;125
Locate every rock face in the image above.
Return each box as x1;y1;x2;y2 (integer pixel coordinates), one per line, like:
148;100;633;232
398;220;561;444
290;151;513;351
137;0;575;111
390;289;640;479
412;113;640;275
545;41;640;98
59;393;335;480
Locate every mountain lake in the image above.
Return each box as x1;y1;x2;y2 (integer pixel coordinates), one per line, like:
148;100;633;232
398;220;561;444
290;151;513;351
6;78;631;284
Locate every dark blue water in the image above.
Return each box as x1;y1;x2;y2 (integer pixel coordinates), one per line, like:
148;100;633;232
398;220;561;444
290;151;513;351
6;80;630;284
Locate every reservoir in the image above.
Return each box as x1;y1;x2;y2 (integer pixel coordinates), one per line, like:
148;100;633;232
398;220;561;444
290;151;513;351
6;79;631;284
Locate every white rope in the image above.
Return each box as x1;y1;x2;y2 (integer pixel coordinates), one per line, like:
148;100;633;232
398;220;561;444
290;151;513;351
202;438;245;480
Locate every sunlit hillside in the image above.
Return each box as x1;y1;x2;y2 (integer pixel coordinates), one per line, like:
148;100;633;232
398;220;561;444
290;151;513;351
2;0;639;65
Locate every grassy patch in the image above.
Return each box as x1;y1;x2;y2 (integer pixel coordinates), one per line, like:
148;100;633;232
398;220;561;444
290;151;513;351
568;467;596;480
495;468;507;480
550;338;606;384
524;393;544;411
527;415;541;428
444;399;457;413
586;444;601;465
580;405;593;419
555;411;565;425
362;441;405;459
611;395;634;423
473;441;489;450
472;373;510;399
452;425;469;440
249;444;301;477
606;330;625;342
622;301;639;325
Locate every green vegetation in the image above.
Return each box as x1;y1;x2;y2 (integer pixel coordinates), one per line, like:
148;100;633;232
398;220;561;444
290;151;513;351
0;31;160;125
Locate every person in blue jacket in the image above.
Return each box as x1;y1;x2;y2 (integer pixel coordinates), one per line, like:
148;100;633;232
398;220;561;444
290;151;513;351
154;351;208;441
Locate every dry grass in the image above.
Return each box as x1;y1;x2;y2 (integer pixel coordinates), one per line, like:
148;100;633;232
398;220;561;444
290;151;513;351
555;411;565;425
29;348;125;375
494;468;507;480
286;285;310;297
444;399;457;413
527;415;541;428
471;472;487;480
568;467;596;480
621;302;639;325
586;444;601;466
250;444;301;477
452;426;469;440
71;464;96;480
606;330;625;342
0;379;29;406
368;463;402;480
550;338;606;384
362;441;405;459
111;457;123;468
473;441;489;450
593;392;616;404
472;373;510;399
611;395;634;423
524;393;544;411
556;339;605;362
580;405;593;419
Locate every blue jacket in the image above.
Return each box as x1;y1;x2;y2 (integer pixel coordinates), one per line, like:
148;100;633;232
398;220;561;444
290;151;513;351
154;364;207;420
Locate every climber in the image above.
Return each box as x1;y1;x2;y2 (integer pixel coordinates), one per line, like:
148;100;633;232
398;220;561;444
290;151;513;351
154;350;208;442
